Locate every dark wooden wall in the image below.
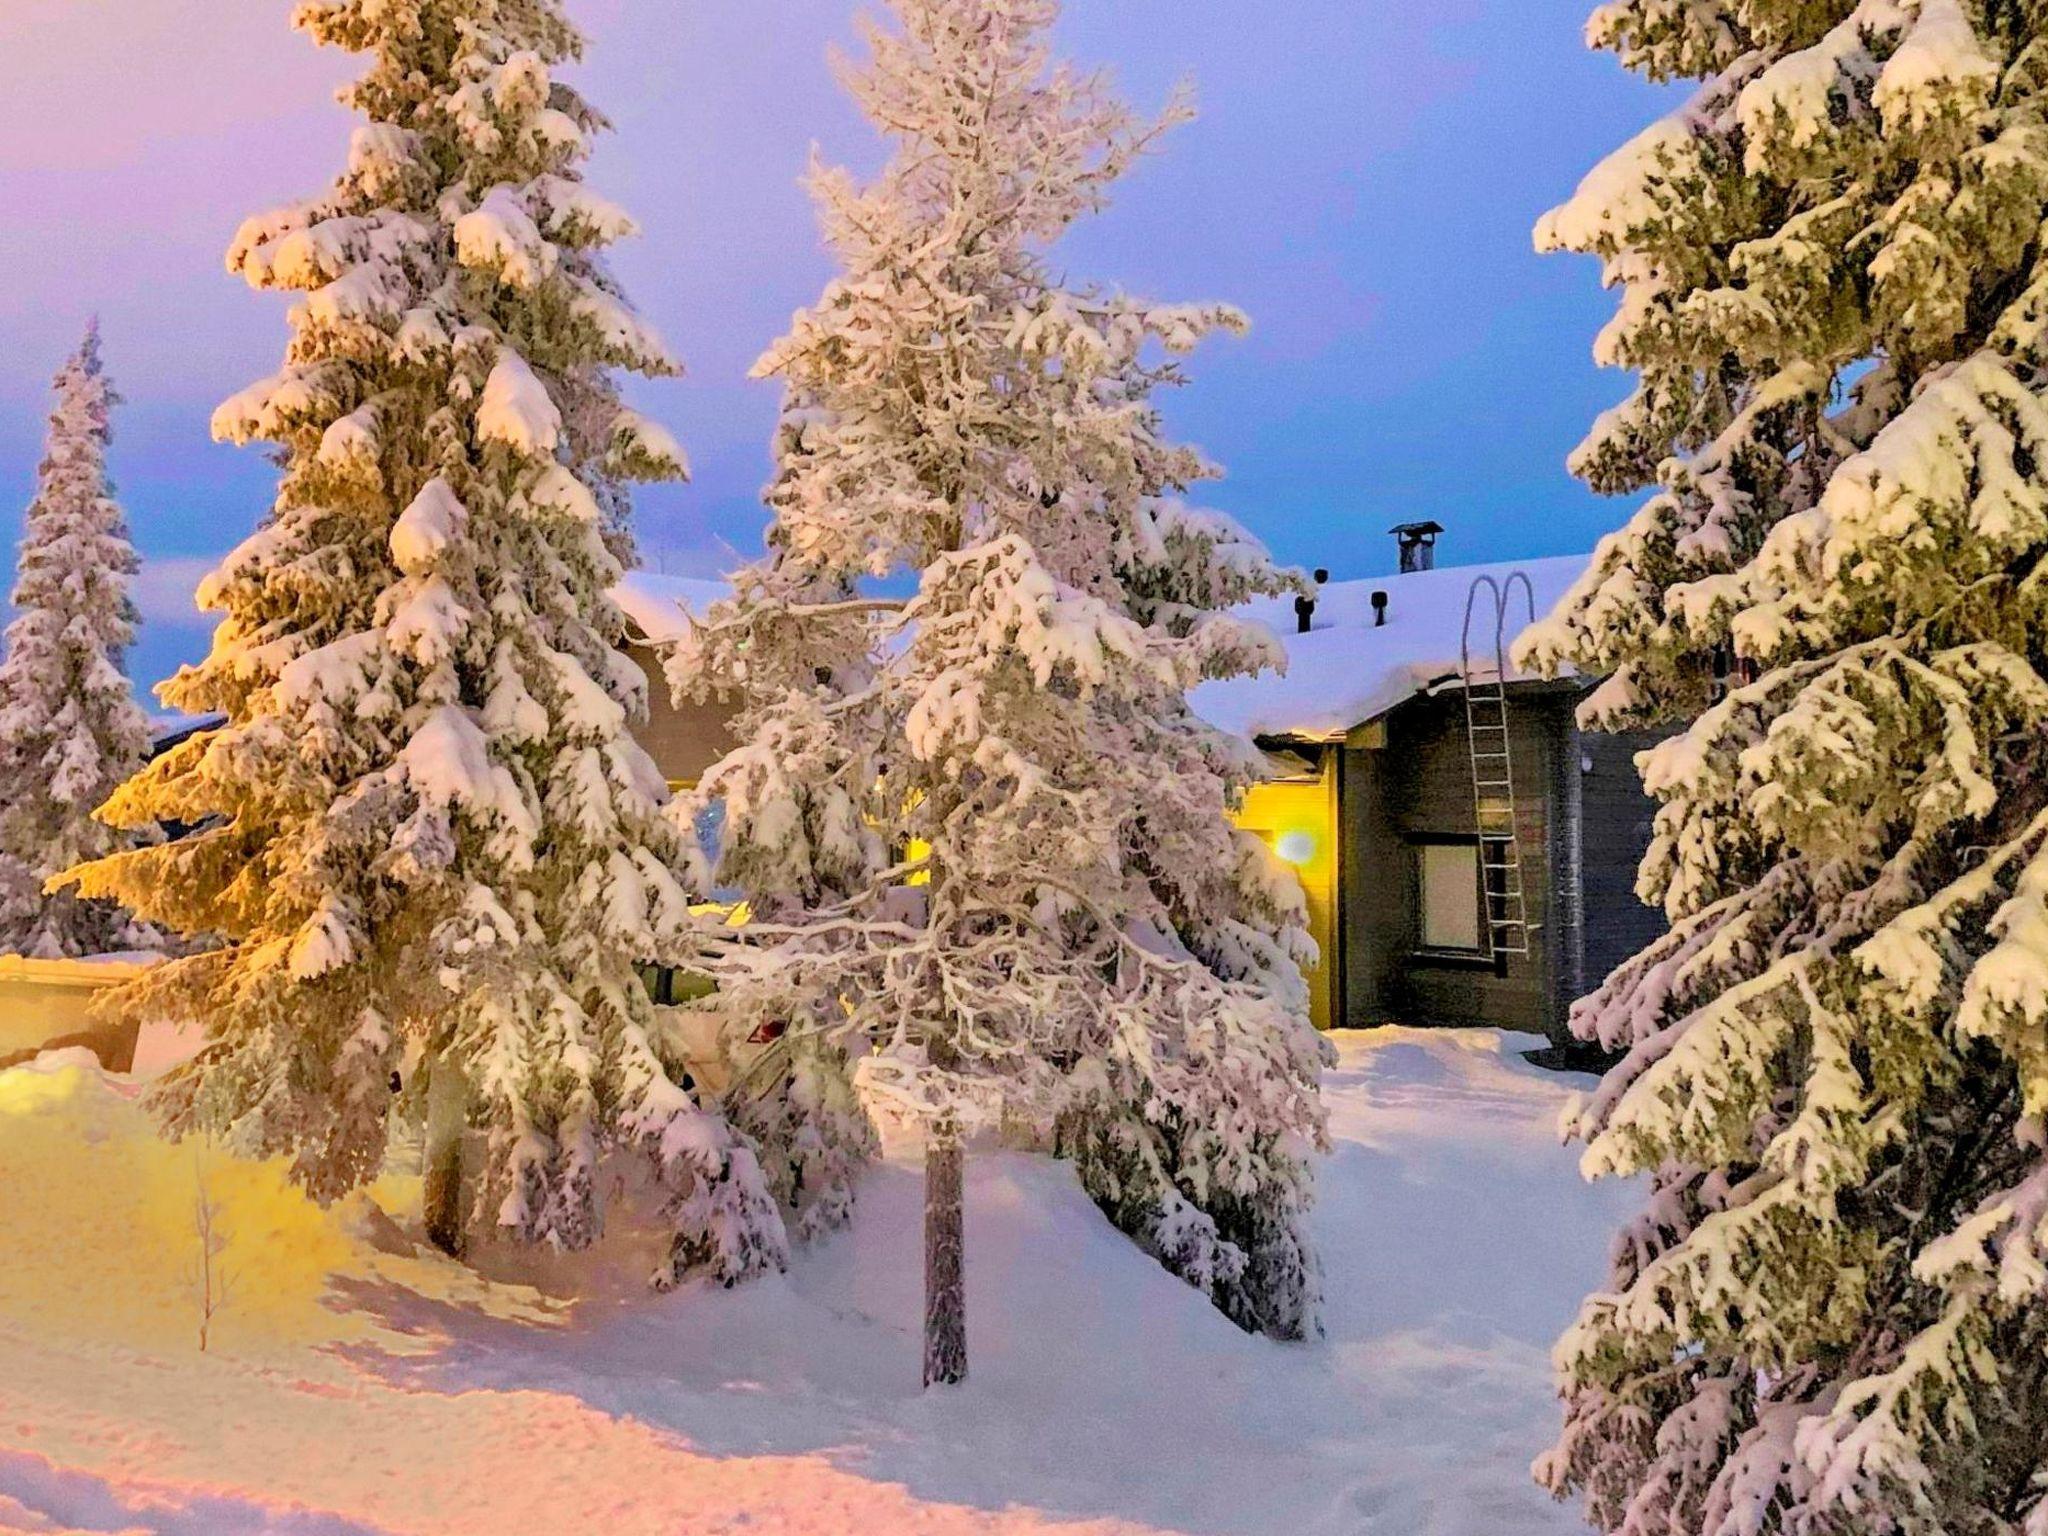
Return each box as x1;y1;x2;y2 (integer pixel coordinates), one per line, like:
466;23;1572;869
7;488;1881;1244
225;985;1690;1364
1338;688;1575;1039
629;643;740;786
1332;686;1670;1046
1575;725;1670;993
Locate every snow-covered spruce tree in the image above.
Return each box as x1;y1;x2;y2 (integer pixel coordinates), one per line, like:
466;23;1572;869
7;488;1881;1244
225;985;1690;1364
1520;3;2048;1530
670;0;1329;1375
64;0;784;1281
0;323;158;960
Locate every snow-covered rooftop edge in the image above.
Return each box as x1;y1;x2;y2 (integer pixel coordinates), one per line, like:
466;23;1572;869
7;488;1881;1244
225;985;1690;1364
1188;554;1592;743
612;572;734;646
616;553;1593;745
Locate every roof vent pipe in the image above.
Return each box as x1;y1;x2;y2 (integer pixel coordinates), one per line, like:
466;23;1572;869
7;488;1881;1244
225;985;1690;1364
1294;568;1331;635
1371;590;1389;627
1391;520;1444;574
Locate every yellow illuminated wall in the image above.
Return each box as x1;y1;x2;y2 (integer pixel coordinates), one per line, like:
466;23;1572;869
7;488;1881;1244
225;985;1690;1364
1232;753;1340;1030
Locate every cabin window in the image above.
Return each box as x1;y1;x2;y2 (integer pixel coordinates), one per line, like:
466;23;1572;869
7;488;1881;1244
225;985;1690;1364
640;966;716;1007
1418;841;1484;952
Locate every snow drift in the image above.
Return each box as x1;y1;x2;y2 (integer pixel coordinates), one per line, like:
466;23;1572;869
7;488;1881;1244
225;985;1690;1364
0;1030;1630;1535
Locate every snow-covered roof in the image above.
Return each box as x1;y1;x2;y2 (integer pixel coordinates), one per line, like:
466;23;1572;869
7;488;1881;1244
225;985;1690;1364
613;557;1594;745
1190;554;1592;743
149;713;226;755
612;573;733;644
0;951;163;989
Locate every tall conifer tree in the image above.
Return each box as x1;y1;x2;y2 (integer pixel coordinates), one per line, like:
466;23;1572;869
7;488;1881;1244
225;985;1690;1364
672;0;1329;1377
1524;2;2048;1528
70;0;783;1280
0;323;156;959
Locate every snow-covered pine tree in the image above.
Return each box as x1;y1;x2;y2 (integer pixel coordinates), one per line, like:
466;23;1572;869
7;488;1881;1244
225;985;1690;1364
63;0;784;1282
670;0;1330;1372
1521;2;2048;1530
0;323;157;959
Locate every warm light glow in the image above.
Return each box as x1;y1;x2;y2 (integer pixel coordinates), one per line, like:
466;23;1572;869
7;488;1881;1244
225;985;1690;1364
689;900;751;928
1232;769;1338;1028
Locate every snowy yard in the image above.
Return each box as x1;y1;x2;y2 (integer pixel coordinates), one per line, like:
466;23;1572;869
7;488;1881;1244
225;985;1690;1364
0;1028;1631;1536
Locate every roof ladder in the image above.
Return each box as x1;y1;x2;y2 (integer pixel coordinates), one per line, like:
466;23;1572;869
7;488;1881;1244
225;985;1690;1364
1460;572;1539;959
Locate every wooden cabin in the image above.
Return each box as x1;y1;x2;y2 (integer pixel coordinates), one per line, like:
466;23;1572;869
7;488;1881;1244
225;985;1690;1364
0;953;160;1072
1189;552;1668;1047
615;548;1670;1051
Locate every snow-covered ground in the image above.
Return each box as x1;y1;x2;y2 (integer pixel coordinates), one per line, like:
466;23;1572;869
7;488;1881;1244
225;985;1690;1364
0;1028;1631;1536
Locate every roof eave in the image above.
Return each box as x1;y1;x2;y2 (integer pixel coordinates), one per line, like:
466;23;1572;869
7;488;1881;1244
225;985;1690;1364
1249;672;1587;750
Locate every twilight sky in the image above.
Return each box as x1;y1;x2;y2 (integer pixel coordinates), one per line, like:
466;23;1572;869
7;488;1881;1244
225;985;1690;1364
0;0;1669;695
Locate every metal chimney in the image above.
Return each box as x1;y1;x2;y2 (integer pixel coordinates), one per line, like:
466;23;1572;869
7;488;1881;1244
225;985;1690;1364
1390;520;1445;574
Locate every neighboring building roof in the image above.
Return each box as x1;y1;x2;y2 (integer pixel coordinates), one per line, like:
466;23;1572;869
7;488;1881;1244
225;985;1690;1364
612;573;733;645
1189;554;1593;744
149;714;225;756
0;952;163;989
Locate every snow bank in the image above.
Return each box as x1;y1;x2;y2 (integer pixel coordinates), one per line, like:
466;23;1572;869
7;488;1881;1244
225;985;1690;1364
0;1028;1628;1535
1189;555;1591;742
0;1052;362;1355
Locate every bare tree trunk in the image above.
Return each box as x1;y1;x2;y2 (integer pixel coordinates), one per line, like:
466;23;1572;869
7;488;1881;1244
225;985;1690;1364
191;1146;230;1352
423;1056;469;1257
923;1114;967;1388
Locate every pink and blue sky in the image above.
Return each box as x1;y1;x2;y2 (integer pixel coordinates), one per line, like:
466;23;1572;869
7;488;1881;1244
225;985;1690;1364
0;0;1668;692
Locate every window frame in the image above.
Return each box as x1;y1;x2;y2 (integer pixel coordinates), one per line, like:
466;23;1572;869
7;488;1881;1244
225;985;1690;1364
1409;832;1491;961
